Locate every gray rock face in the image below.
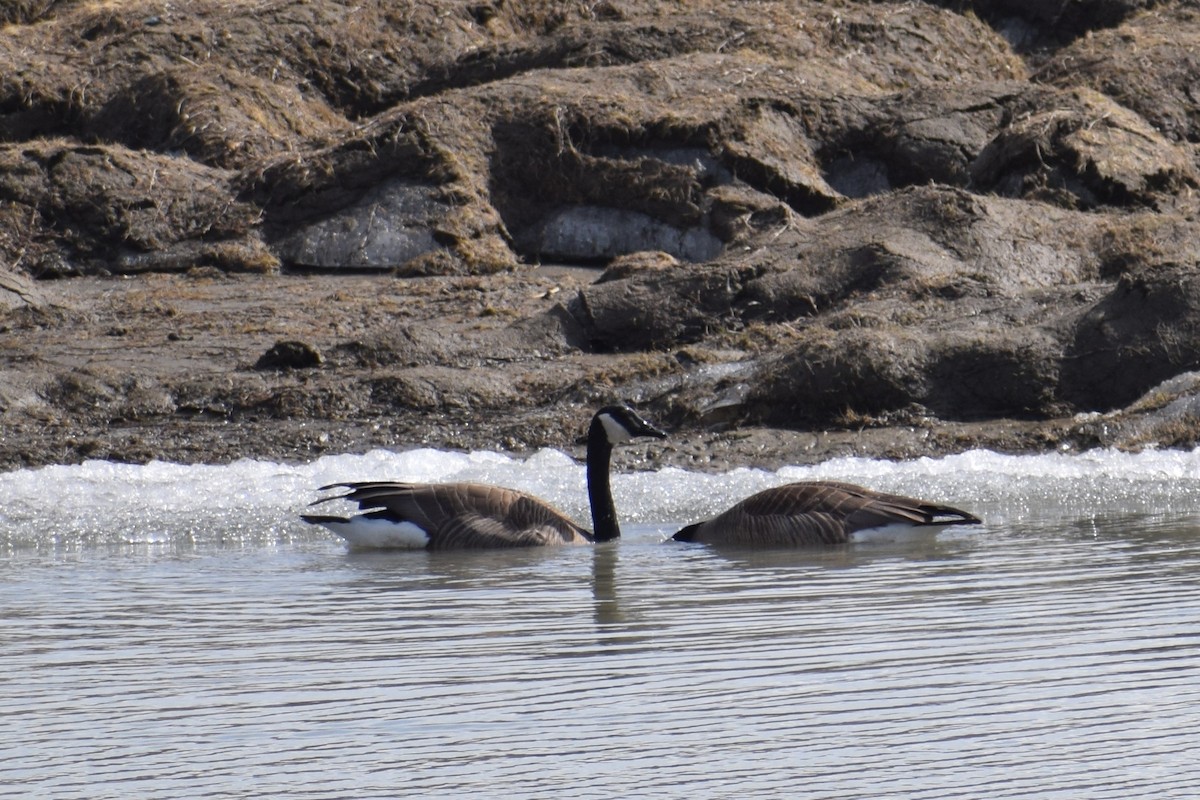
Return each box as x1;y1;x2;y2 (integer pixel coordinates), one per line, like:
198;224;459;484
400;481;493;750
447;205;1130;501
1064;266;1200;411
273;181;445;270
0;269;47;311
522;206;723;264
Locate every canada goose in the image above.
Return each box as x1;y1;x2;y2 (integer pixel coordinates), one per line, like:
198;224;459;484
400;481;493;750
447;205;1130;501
672;480;981;546
301;405;666;549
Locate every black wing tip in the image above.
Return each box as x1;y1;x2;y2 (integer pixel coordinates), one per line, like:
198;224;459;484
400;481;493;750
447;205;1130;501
308;488;356;507
672;523;701;542
930;506;984;526
948;506;984;525
310;481;412;506
300;513;350;525
315;481;387;491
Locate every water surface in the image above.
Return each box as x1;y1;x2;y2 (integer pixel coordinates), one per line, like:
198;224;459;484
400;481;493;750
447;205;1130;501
3;448;1199;798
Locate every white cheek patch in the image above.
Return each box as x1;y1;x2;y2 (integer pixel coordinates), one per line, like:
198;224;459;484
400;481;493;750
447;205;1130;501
598;413;633;444
319;517;430;549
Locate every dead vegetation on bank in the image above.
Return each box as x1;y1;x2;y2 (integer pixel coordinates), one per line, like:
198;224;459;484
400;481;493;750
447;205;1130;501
5;0;1200;467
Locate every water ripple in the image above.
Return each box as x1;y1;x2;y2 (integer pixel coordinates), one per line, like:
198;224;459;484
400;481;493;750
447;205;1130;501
4;479;1200;797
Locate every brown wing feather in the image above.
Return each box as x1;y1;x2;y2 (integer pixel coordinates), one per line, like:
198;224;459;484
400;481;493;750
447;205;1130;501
313;481;591;548
675;480;981;547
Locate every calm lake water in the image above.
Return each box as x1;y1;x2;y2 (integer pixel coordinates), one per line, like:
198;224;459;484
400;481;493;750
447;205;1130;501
3;447;1200;799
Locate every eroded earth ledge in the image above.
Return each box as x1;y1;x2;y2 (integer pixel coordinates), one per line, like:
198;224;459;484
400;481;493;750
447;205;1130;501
4;0;1200;471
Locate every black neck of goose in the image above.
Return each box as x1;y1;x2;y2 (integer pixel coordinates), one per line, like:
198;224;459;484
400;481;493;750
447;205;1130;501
586;418;620;542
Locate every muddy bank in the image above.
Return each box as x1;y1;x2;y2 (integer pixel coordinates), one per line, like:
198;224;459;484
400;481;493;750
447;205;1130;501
2;268;1194;472
4;1;1200;471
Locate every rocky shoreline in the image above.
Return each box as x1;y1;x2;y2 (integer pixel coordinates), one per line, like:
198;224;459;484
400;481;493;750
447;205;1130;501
4;1;1200;472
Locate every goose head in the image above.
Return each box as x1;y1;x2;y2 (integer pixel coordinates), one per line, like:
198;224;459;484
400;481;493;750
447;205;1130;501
593;404;668;445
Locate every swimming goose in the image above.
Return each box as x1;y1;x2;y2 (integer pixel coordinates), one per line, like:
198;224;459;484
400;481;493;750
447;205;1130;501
672;480;981;546
301;405;666;549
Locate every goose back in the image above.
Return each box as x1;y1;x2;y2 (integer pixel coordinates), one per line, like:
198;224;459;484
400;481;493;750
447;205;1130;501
673;480;982;547
304;481;591;549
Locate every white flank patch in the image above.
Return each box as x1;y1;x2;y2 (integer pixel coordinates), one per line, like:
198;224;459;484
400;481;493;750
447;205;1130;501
849;523;941;545
598;413;632;444
316;517;430;549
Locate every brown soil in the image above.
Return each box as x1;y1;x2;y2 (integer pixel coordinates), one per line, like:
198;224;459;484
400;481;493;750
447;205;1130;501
5;1;1200;471
0;266;1134;472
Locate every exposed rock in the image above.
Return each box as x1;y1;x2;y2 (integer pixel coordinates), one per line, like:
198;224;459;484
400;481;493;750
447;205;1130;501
274;180;446;270
521;206;723;264
255;340;324;371
0;268;48;311
568;265;751;351
1064;264;1200;410
1094;371;1200;449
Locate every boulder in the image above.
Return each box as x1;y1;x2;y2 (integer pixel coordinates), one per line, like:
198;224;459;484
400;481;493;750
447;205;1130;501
1064;264;1200;411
